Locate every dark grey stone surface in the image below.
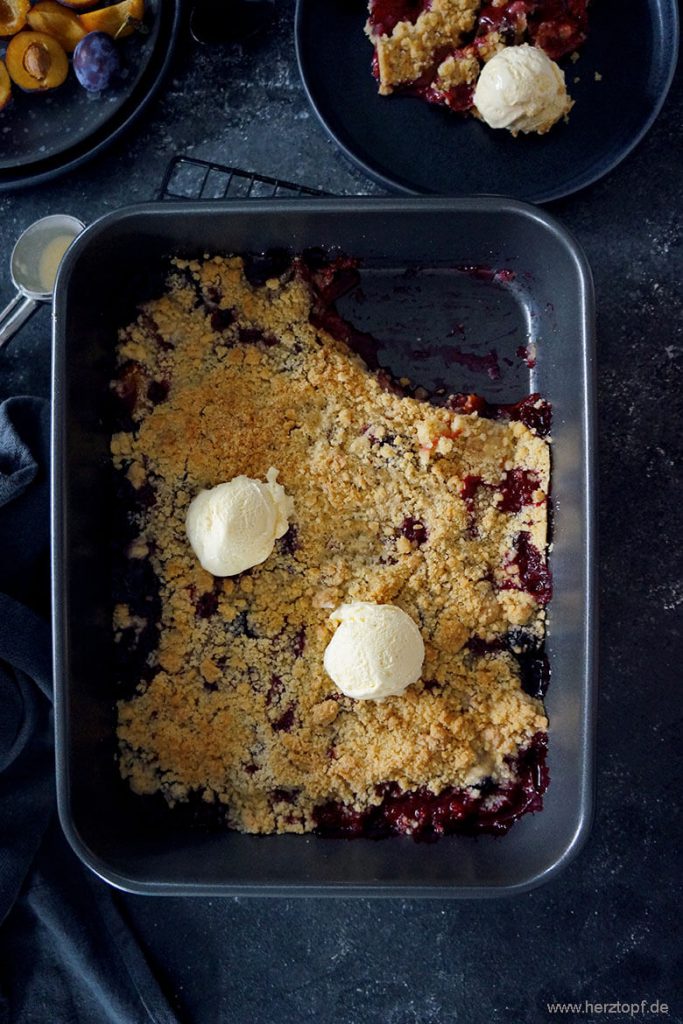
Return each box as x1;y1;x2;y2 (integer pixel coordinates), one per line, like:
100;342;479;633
1;4;681;1022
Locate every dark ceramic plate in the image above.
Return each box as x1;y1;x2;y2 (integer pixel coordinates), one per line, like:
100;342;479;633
0;0;181;191
295;0;679;201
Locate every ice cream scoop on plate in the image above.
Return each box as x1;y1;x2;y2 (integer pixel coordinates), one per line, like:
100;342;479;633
473;43;573;136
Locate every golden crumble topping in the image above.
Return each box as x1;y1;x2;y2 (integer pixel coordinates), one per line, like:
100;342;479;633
112;256;549;835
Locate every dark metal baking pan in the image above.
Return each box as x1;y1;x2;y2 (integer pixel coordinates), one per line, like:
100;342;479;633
52;198;597;897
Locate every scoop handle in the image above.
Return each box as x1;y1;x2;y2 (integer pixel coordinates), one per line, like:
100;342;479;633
0;292;39;351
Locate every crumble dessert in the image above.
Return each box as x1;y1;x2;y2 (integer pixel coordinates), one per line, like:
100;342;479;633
364;0;589;129
111;253;552;838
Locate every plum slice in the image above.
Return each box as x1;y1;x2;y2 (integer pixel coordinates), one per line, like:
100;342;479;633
0;60;11;110
5;30;68;91
27;1;86;52
0;0;30;36
79;0;145;39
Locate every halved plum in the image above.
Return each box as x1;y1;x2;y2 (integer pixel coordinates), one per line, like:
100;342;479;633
27;1;86;52
79;0;144;39
0;0;30;36
5;30;69;91
0;59;12;110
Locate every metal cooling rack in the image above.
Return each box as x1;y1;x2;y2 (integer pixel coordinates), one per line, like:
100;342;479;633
160;155;329;201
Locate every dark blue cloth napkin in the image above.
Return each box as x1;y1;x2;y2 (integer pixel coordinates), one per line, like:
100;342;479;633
0;397;179;1024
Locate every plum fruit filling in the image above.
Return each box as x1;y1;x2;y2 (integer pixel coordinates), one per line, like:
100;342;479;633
367;0;429;36
111;252;551;840
314;731;548;838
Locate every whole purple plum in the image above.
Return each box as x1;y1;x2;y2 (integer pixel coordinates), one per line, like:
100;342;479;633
73;32;121;92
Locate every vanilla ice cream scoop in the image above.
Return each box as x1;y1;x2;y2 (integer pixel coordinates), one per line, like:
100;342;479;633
324;602;425;701
473;43;572;135
186;467;294;576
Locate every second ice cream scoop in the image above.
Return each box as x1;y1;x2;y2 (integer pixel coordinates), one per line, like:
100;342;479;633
324;602;425;701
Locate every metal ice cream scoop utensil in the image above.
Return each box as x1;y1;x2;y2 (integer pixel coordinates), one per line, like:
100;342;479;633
0;214;85;352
